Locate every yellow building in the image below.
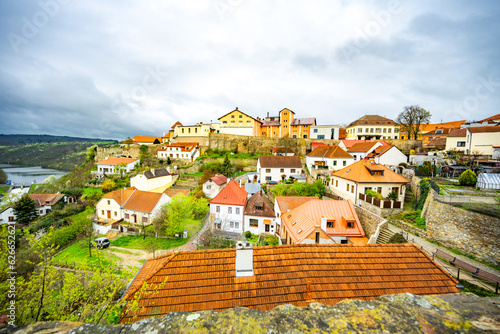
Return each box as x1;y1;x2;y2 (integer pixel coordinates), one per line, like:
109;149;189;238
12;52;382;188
346;115;400;140
261;108;316;138
218;107;262;136
172;122;215;138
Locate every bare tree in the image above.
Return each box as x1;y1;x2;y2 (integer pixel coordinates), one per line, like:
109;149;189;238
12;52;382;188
396;105;431;140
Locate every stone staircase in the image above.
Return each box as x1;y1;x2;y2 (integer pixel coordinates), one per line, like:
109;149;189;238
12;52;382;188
376;226;396;244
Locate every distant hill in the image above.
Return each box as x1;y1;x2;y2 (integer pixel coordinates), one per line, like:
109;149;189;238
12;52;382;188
0;134;116;146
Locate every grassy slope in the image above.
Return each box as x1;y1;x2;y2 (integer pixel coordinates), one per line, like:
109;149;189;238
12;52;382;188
112;235;189;249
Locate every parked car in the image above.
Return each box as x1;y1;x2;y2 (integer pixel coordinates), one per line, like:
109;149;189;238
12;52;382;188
91;237;110;249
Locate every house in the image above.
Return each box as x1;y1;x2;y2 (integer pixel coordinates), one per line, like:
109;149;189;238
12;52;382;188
132;136;162;145
260;108;316;138
461;114;500;128
272;147;295;156
95;187;169;234
310;125;340;140
347;141;385;161
243;190;276;235
157;142;199;162
172;122;215;139
465;126;500;156
422;128;453;148
330;159;409;205
130;168;172;192
345;115;400;140
0;207;16;225
95;157;140;175
306;145;354;171
400;120;465;140
119;243;460;323
257;156;303;183
29;193;66;216
209;180;247;234
366;145;408;166
445;128;467;152
280;199;367;245
203;174;228;199
426;138;447;151
218;107;262;136
274;196;318;236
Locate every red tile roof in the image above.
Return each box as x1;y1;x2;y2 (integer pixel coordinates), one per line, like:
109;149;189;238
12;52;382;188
282;200;365;243
244;190;275;217
348;142;379;153
119;244;460;323
208;174;228;186
157;142;199;152
467;126;500;133
311;142;327;150
291;118;316;126
426;138;447;149
258;156;302;168
367;145;393;158
447;128;467;137
332;160;409;184
347;115;397;127
307;145;353;158
101;187;164;213
479;114;500;123
96;157;139;165
275;196;317;214
29;194;65;208
210;180;247;206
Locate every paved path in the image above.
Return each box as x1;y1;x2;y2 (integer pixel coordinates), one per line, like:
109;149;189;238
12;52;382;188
388;223;500;293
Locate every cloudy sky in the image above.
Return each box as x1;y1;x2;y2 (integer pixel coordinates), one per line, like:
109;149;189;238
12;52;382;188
0;0;499;140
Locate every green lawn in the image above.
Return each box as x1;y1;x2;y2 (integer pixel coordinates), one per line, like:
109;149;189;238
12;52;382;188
54;239;121;268
83;187;102;195
184;172;203;177
112;235;189;250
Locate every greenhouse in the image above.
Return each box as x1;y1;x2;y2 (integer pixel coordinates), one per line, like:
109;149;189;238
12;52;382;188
477;173;500;190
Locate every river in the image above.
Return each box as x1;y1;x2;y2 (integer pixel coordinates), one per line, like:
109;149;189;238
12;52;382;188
0;164;68;185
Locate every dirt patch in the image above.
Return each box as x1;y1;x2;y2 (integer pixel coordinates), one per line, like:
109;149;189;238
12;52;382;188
106;246;148;269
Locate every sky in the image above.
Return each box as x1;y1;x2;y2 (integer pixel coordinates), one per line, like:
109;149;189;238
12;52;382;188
0;0;499;140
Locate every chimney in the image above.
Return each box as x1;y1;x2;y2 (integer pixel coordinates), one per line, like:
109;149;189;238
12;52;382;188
235;241;254;277
320;217;327;231
235;107;238;110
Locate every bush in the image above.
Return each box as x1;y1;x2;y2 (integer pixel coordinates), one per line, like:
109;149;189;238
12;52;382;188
365;189;383;200
386;190;398;201
101;179;115;193
415;178;430;210
459;169;477;186
271;180;325;198
387;233;407;244
244;231;252;239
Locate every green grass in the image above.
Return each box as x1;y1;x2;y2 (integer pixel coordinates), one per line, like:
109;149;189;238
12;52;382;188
459;280;498;297
83;187;102;195
54;239;120;268
390;210;426;229
112;235;189;250
184;172;203;177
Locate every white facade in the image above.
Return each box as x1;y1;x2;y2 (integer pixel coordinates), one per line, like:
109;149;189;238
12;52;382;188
445;136;467;152
465;130;500;156
130;173;173;191
0;207;16;225
346;125;400;140
305;155;354;171
310;125;339;140
377;147;408;166
244;215;276;235
219;127;254;136
257;161;303;183
96;159;139;175
329;177;406;204
210;203;245;233
157;146;200;161
203;180;226;199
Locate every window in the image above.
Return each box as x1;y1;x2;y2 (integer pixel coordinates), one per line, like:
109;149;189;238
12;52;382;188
457;141;465;147
370;128;374;133
317;135;325;139
125;213;129;219
228;207;232;214
327;221;334;228
394;128;400;133
216;206;220;213
315;232;320;243
358;128;362;133
280;168;284;173
335;180;338;187
114;211;117;216
346;184;349;191
235;222;239;229
182;128;184;133
107;200;110;205
231;121;235;123
266;169;271;173
388;128;392;133
333;160;337;166
239;115;242;118
8;216;15;222
376;128;381;133
351;185;354;193
314;129;318;133
215;222;221;229
255;206;263;210
188;128;191;133
231;115;235;118
101;210;104;215
230;221;234;228
291;169;296;173
292;135;297;138
223;121;227;124
265;176;272;181
206;185;211;189
377;187;382;194
341;239;348;244
347;222;354;228
303;135;307;138
239;121;243;124
236;207;240;214
195;128;198;133
250;219;258;227
142;217;148;223
429;137;433;141
343;161;346;166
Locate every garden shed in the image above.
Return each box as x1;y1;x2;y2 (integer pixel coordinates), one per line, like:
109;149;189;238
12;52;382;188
477;173;500;190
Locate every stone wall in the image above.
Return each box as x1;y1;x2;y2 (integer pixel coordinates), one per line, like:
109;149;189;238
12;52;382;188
6;294;499;333
95;145;160;162
384;139;422;152
354;205;386;237
423;189;500;266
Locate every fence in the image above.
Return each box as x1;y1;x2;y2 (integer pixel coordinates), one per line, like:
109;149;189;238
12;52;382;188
358;193;402;209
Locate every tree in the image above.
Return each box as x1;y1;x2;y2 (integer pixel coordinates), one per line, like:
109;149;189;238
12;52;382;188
115;162;127;177
13;194;38;224
396;105;431;140
459;169;477;186
101;179;115;193
166;156;172;165
0;168;7;184
220;153;233;177
278;136;299;156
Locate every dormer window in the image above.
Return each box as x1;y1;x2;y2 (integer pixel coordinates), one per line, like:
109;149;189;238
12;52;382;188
347;222;355;228
327;221;334;228
255;206;263;210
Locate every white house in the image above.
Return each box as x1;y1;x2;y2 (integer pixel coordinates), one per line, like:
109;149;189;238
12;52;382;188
345;115;400;140
202;174;228;199
130;168;173;192
329;159;409;205
310;125;340;140
243;190;276;236
29;194;66;216
95;187;169;234
465;126;500;156
0;207;16;225
157;142;200;162
95;157;140;175
305;145;354;171
347;141;384;161
209;180;247;234
445;128;467;152
366;145;408;166
257;156;303;183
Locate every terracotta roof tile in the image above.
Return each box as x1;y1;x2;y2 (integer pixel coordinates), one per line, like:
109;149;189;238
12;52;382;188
467;126;500;133
101;187;164;213
348;142;379;153
244;190;275;217
307;145;353;158
291;118;316;126
332;160;409;184
258;156;302;168
119;244;459;324
479;113;500;123
209;174;228;186
164;189;189;197
447;128;467;137
96;157;139;165
210;180;247;206
347;115;397;128
132;136;162;143
29;194;65;208
275;196;317;213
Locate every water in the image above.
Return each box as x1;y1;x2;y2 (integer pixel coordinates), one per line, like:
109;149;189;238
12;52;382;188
0;164;68;185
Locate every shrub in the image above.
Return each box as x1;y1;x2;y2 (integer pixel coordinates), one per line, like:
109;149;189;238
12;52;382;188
399;162;407;168
101;179;115;193
244;231;252;239
415;179;430;210
459;169;477;186
386;190;398;201
387;233;407;244
365;189;383;200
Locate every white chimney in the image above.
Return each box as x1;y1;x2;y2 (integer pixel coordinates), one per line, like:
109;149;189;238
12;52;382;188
235;241;254;277
320;217;327;231
375;156;380;164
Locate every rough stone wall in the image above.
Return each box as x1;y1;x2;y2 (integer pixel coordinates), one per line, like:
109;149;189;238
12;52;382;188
423;189;500;266
95;146;142;161
384;139;422;152
357;201;402;217
354;205;385;237
5;294;499;333
410;175;422;197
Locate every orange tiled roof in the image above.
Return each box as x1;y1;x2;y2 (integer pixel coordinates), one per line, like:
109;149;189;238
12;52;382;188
96;157;139;165
29;194;65;208
447;128;467;137
332;160;409;184
307;145;353;158
132;136;162;143
282;200;365;243
275;196;317;214
467;126;500;133
479;113;500;123
347;115;397;128
101;187;163;213
367;145;393;158
419;120;466;133
158;142;199;152
348;142;379;153
209;174;228;186
119;244;460;323
210;180;247;206
426;138;447;149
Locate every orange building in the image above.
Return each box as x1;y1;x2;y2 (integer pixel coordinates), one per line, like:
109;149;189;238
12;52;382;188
260;108;316;138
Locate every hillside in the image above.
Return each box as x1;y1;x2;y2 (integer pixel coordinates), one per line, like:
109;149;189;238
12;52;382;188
0;134;115;146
